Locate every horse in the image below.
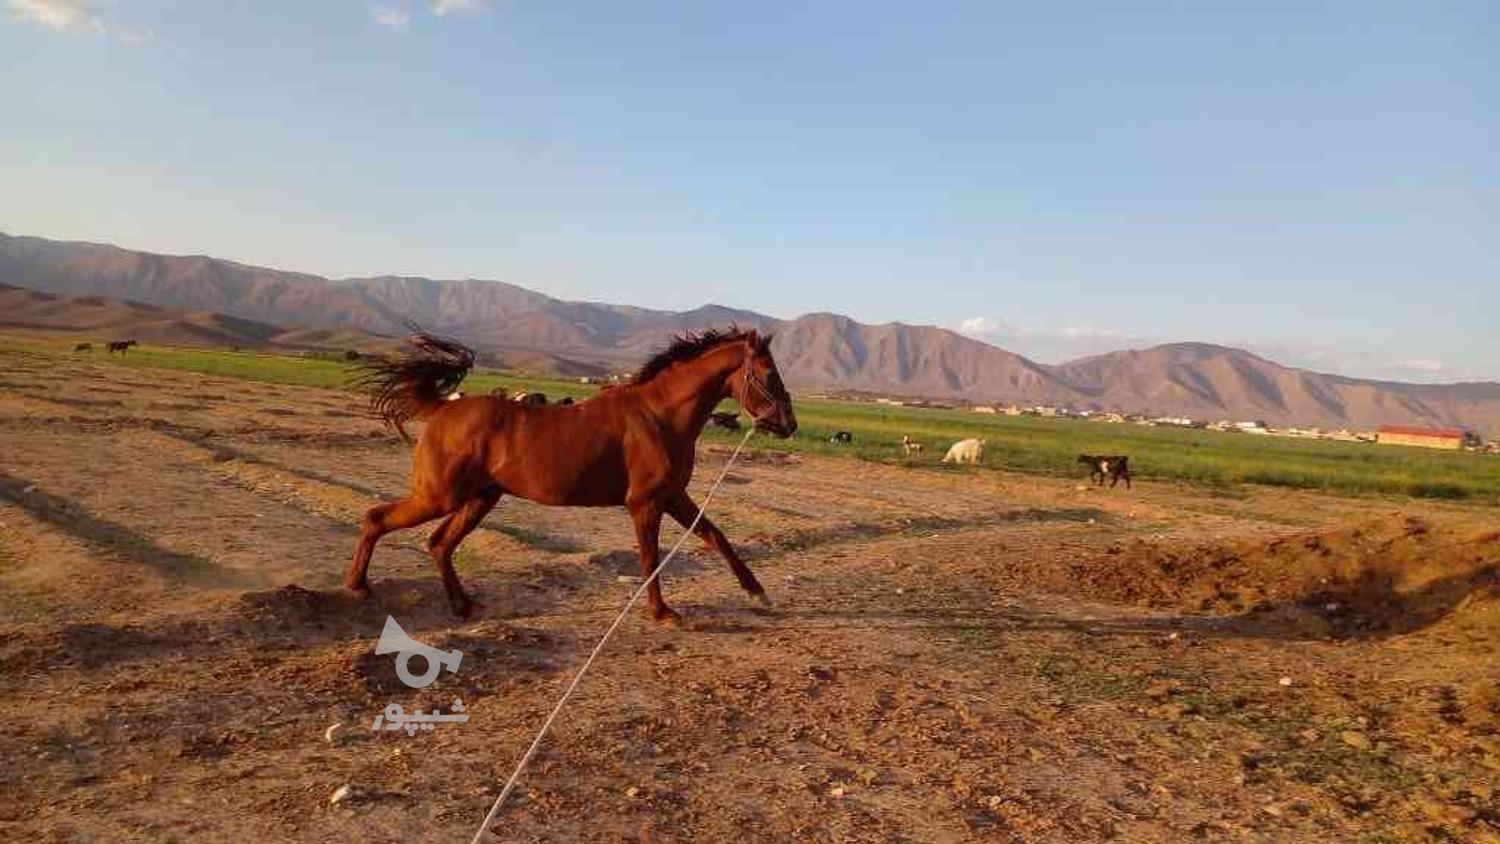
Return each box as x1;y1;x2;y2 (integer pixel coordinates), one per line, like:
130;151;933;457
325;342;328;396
829;430;853;444
106;340;137;354
73;342;93;352
348;327;797;623
513;391;547;406
1078;454;1131;489
708;411;741;431
901;435;924;456
942;438;985;464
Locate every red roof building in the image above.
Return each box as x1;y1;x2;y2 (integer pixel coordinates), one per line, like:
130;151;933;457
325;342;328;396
1376;425;1467;450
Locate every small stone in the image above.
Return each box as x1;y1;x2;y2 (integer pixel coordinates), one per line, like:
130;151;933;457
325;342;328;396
324;723;346;745
1278;676;1293;687
624;786;640;798
329;785;356;806
829;786;846;798
1339;731;1371;750
22;485;37;494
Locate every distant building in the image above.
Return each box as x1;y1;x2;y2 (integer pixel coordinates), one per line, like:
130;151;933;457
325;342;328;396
971;405;998;414
1375;425;1466;450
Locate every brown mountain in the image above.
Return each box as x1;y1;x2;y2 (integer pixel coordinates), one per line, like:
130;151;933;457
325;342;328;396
2;232;1495;434
1054;343;1500;433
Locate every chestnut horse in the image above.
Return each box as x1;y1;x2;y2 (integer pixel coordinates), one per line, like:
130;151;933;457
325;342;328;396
347;328;797;623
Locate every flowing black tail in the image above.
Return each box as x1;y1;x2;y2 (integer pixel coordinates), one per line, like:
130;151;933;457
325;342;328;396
353;328;474;443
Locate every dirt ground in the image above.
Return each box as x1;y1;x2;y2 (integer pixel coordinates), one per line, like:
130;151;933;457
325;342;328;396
1;346;1496;843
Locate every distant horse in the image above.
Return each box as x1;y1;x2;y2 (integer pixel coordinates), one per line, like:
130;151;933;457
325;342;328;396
942;438;985;464
513;391;547;406
902;435;924;456
106;340;137;354
1078;454;1131;489
73;342;93;352
558;397;575;406
708;411;741;431
349;327;797;622
829;430;853;444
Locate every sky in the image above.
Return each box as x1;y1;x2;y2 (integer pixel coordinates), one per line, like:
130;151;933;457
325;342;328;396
2;1;1496;382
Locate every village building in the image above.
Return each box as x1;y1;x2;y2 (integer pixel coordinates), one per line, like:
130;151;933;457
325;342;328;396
1375;425;1467;450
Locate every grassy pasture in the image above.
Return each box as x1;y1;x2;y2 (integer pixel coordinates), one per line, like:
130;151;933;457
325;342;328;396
8;336;1497;502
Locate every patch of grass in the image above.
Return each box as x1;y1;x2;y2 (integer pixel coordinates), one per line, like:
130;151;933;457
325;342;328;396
1033;654;1144;700
11;336;1500;502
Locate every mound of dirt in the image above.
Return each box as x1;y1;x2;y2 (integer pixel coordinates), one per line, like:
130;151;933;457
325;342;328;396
1072;516;1500;638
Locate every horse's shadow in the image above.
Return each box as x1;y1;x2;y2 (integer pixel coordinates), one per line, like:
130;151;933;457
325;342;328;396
0;469;260;588
746;564;1498;644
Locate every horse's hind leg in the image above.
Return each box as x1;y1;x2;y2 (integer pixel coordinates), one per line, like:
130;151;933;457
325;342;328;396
628;503;679;626
666;492;769;607
345;497;447;596
428;489;501;618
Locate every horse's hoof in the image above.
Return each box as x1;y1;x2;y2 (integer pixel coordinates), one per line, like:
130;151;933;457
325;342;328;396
452;596;482;619
748;590;773;608
652;608;682;628
345;583;373;600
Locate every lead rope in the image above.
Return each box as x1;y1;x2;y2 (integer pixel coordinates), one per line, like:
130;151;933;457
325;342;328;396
468;427;758;843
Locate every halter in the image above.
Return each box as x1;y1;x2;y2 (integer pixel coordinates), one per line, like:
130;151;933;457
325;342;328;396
736;350;782;427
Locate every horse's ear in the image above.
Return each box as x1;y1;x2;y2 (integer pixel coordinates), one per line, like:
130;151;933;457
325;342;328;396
744;328;760;346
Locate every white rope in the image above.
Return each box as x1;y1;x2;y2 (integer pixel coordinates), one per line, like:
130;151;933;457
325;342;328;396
468;427;757;843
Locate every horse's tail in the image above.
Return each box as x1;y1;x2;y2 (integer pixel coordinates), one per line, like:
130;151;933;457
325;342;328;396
352;328;474;444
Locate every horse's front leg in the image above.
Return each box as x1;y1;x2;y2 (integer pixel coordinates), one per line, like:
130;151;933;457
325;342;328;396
666;492;769;607
628;502;680;627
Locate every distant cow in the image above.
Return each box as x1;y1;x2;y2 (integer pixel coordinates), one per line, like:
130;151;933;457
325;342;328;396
902;435;924;456
1078;454;1131;489
942;438;985;465
106;340;137;354
829;430;853;444
709;411;741;431
513;392;548;406
73;342;93;352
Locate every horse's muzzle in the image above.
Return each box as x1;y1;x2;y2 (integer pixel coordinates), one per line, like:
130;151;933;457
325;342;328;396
755;409;797;438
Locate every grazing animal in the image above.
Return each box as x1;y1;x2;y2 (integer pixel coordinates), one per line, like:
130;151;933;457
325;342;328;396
902;435;924;456
829;430;853;444
1078;454;1131;489
558;396;575;406
513;391;547;406
708;411;741;431
73;342;93;352
348;327;797;622
106;340;137;354
941;438;985;464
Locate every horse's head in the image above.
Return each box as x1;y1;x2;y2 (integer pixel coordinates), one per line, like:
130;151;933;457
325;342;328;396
732;330;797;438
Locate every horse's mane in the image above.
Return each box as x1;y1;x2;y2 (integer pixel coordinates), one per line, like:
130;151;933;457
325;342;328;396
632;327;770;384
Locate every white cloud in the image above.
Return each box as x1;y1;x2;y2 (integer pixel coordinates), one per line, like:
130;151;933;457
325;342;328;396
959;316;999;336
7;0;104;34
372;6;410;28
430;0;488;16
957;315;1152;363
7;0;154;44
1391;358;1449;374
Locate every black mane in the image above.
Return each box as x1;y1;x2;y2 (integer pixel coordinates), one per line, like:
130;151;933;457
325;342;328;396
632;327;768;384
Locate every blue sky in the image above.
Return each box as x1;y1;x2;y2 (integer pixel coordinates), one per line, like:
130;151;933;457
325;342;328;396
2;1;1495;381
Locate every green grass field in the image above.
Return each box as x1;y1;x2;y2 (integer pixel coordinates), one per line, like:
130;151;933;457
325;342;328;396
9;336;1498;503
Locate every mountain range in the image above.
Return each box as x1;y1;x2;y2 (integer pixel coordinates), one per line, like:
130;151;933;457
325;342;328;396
2;232;1496;435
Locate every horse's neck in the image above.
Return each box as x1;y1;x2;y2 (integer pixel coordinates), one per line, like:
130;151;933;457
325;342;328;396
643;344;744;439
